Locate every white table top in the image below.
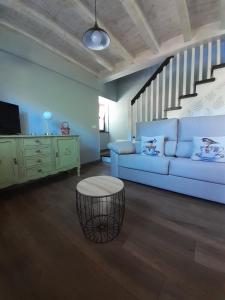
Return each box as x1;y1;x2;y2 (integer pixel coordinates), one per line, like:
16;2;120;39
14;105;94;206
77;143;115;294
76;176;124;197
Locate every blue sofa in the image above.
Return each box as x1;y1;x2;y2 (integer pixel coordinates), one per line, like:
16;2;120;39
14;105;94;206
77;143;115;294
108;115;225;204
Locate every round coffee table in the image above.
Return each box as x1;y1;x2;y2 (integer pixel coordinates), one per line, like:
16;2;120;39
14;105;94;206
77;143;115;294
76;176;125;243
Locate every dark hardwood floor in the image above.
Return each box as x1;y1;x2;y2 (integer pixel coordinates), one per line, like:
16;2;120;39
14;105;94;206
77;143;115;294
0;162;225;300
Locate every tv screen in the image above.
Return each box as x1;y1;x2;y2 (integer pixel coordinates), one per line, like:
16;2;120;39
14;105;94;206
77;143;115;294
0;101;21;135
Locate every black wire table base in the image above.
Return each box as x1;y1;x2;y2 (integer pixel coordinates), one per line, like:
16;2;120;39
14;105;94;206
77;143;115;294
76;188;125;243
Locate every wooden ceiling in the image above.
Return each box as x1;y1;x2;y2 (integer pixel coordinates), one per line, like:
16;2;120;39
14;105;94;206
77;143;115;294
0;0;224;82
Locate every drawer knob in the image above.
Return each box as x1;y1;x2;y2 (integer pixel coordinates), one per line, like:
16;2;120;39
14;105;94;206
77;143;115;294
36;150;41;153
35;140;40;143
37;159;42;163
38;169;42;173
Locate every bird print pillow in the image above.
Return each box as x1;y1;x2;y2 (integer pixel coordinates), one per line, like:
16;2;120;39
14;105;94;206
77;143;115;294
191;136;225;162
141;136;164;157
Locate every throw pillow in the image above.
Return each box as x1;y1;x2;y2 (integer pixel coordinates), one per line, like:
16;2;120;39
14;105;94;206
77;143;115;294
141;135;164;156
191;136;225;162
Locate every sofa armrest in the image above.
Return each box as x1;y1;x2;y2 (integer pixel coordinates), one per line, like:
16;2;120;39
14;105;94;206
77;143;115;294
107;141;135;155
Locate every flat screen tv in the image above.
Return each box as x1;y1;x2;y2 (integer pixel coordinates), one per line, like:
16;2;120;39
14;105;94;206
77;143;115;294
0;101;21;135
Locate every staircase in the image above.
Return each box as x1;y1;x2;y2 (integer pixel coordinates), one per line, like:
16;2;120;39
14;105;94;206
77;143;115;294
167;64;225;119
131;37;225;137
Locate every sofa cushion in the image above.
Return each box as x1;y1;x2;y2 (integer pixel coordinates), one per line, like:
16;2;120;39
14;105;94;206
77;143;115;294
176;141;192;158
107;141;135;154
165;141;177;156
135;140;176;156
118;154;172;175
169;157;225;184
178;115;225;141
136;119;178;156
177;115;225;158
136;118;178;141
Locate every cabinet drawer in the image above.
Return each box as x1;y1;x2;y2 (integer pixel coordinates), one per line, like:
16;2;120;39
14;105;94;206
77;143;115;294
24;146;51;157
25;155;51;168
26;164;51;178
23;138;51;147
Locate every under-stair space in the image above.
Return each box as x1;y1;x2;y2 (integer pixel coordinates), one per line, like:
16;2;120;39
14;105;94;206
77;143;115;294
100;130;111;163
100;149;111;163
131;37;225;137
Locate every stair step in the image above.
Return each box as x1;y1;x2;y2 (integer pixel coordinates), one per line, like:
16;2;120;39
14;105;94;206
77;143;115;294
195;77;215;87
179;93;198;100
152;117;168;121
165;106;182;112
211;63;225;76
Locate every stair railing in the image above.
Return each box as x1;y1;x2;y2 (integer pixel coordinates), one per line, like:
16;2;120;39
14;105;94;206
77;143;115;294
130;36;224;137
130;56;174;136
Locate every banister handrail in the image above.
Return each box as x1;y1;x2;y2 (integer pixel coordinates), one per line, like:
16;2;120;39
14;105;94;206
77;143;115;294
131;55;174;105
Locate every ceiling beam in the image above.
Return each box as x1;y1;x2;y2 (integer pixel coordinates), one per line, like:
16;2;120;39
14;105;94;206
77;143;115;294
0;20;98;76
174;0;192;42
0;0;114;72
220;0;225;28
101;21;225;82
119;0;160;53
73;0;134;62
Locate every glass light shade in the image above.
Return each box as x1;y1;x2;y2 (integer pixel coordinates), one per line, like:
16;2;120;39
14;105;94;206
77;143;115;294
82;25;110;50
43;111;52;120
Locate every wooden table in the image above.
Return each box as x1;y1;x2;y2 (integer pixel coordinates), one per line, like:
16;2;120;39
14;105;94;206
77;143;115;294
76;176;125;243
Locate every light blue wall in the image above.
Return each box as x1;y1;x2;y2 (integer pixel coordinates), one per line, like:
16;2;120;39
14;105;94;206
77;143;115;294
108;64;158;141
0;26;106;164
0;26;100;90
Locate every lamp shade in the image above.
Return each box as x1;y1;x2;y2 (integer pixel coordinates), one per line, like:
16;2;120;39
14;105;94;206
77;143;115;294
43;111;52;120
82;24;110;51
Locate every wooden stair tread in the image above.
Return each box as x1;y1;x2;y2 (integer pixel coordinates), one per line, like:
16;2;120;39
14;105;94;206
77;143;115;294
152;118;168;121
179;93;198;100
165;106;182;112
211;63;225;76
195;77;215;86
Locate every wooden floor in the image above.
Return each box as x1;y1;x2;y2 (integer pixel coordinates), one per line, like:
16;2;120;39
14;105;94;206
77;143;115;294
0;162;225;300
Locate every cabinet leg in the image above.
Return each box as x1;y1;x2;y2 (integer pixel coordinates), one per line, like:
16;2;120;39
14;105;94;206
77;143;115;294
77;167;80;176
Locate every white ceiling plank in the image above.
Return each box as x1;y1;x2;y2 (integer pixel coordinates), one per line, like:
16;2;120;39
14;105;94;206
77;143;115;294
101;21;225;82
174;0;192;41
73;0;134;62
119;0;160;53
0;0;114;72
0;21;98;76
220;0;225;28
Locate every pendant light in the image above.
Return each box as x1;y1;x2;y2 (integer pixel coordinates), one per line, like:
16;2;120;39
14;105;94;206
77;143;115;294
82;0;110;51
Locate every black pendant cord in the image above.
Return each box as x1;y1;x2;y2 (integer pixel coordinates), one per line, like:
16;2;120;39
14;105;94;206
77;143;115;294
94;0;97;27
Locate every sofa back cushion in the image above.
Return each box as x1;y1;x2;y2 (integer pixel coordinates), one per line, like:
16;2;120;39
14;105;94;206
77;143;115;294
176;115;225;158
176;141;193;158
136;118;178;156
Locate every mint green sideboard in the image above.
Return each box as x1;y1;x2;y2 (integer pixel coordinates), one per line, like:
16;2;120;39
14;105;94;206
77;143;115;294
0;135;80;189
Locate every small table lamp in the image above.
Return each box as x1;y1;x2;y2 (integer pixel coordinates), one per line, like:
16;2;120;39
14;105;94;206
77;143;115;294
43;111;52;135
